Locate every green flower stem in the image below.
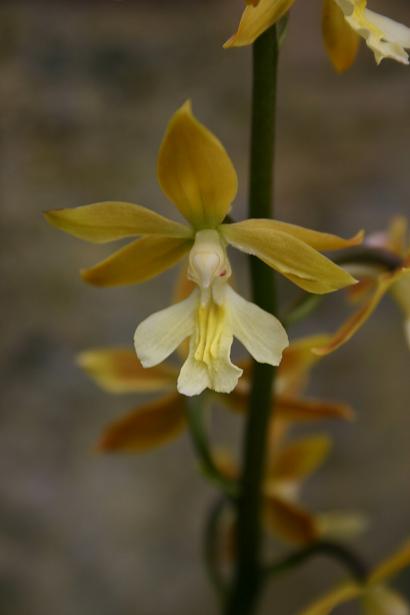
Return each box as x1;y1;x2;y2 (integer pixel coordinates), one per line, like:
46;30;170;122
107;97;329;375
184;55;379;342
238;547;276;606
263;540;368;584
204;496;230;600
185;395;238;497
224;25;279;615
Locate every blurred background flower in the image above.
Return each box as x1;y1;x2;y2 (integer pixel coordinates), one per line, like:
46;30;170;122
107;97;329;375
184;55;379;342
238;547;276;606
0;0;409;614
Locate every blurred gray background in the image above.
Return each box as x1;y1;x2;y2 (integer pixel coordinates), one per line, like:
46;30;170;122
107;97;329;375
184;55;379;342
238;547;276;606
1;0;409;613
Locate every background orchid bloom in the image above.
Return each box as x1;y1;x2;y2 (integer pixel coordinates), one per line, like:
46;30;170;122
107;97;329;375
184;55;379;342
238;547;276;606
45;101;360;395
314;217;410;356
299;540;410;615
226;0;410;72
77;335;353;454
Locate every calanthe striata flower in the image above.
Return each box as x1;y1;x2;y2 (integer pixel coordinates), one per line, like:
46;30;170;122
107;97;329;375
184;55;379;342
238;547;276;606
226;0;410;72
45;101;360;396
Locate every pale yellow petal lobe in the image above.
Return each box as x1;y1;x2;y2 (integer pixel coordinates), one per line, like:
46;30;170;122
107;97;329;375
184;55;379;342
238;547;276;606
134;291;197;368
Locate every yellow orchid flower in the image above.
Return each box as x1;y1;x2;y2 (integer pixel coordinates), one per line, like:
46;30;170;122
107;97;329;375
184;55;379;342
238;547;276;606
299;539;410;615
314;217;410;356
226;0;410;71
45;101;360;395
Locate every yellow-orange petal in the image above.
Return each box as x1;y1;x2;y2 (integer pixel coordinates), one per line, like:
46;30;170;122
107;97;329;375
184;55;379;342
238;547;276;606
263;496;318;544
298;583;362;615
224;219;363;252
313;270;403;356
268;434;331;482
77;348;177;394
221;222;357;294
274;396;354;422
97;393;186;453
224;0;296;48
322;0;360;73
157;101;237;230
43;202;191;244
369;540;410;585
81;235;191;287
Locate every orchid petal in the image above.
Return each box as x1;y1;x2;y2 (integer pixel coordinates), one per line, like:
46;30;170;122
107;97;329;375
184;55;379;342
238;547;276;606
369;540;410;585
81;235;191;287
134;291;197;368
269;435;332;482
221;222;356;294
77;348;177;393
224;0;296;48
299;582;361;615
227;286;288;365
274;396;354;422
157;101;237;229
178;327;242;396
322;0;360;72
313;270;404;356
362;586;410;615
316;511;368;540
228;219;363;251
97;393;186;453
390;270;410;347
44;202;191;243
263;496;318;544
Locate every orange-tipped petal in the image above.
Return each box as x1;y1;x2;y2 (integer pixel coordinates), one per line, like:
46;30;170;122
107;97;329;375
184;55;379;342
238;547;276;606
77;348;177;394
224;0;296;48
268;434;332;482
97;393;186;453
157;101;237;230
43;202;191;243
263;496;318;544
313;271;403;356
220;222;357;294
322;0;360;73
81;235;191;287
274;396;354;422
